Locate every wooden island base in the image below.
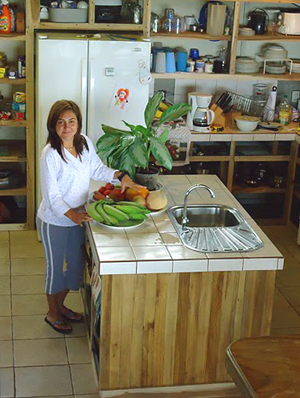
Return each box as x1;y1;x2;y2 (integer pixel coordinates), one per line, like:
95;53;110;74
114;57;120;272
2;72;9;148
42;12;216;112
96;270;276;392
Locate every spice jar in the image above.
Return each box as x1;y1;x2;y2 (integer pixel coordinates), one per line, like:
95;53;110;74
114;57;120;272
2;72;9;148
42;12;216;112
205;61;213;73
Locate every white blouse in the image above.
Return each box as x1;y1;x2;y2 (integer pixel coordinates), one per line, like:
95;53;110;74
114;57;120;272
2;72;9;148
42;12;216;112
37;134;116;227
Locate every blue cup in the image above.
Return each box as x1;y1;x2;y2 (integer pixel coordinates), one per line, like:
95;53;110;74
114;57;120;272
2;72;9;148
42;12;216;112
189;48;199;59
176;51;188;72
166;51;176;73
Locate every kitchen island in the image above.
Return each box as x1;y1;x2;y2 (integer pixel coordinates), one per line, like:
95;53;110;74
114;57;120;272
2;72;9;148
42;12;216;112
84;175;284;397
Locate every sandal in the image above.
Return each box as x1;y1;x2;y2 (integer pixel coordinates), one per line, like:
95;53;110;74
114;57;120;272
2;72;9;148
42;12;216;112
44;317;72;334
62;309;83;323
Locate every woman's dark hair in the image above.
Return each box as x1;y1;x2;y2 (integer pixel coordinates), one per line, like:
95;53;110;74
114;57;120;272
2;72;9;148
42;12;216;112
46;100;89;161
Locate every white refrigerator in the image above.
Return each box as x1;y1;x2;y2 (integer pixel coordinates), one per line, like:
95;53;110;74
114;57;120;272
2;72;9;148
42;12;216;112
35;32;152;208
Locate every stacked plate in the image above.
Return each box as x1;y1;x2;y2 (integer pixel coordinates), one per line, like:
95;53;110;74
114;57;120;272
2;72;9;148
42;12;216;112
262;44;288;60
286;59;300;73
236;57;259;74
239;27;255;36
265;62;286;74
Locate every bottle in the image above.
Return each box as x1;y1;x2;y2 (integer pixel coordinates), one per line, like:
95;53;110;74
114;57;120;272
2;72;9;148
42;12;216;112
9;5;14;32
263;86;277;122
278;95;291;125
0;0;11;34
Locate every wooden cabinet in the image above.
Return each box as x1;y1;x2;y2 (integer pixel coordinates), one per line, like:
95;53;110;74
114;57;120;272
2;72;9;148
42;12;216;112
0;8;34;230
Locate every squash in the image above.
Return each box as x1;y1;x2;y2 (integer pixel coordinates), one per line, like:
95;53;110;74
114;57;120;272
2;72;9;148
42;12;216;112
146;190;168;211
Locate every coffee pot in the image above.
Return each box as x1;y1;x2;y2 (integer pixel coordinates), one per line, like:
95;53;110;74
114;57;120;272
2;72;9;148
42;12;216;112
187;93;215;133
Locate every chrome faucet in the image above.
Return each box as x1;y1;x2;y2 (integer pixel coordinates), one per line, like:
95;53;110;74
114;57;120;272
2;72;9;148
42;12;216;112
181;184;216;230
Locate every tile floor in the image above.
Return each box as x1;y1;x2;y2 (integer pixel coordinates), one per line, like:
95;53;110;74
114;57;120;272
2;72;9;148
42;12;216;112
1;225;300;398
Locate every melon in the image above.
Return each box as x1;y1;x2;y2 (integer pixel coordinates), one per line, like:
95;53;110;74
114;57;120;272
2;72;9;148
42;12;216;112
146;190;168;211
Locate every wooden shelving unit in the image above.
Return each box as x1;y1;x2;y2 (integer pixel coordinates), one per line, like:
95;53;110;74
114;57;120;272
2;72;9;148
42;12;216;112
151;32;231;41
0;78;26;84
232;185;286;194
0;187;27;196
0;140;26;162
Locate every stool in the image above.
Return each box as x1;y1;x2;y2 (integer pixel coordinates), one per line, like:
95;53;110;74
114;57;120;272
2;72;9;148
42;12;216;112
226;336;300;398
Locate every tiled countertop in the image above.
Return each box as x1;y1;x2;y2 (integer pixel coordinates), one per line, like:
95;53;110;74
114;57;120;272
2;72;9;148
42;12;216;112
87;175;284;275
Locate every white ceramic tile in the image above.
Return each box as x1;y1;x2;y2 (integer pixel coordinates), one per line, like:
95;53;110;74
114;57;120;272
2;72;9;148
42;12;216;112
243;243;282;258
137;260;173;274
215;79;238;96
133;245;171;261
275;134;296;141
174;94;188;104
96;246;135;261
127;232;164;246
236;80;254;97
208;258;243;271
127;218;158;233
278;257;285;270
210;134;232;141
160;232;181;245
195;79;217;94
89;221;126;234
93;233;129;247
167;245;207;260
99;261;136;275
153;220;176;233
231;133;254;141
253;133;274;141
149;211;169;221
191;133;210;142
173;259;208;273
174;79;196;95
243;257;278;270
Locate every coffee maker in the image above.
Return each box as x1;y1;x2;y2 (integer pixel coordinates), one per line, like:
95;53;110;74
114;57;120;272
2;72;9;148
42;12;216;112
187;93;215;133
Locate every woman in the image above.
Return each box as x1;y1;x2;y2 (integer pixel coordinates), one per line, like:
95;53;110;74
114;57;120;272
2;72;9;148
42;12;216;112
37;100;142;334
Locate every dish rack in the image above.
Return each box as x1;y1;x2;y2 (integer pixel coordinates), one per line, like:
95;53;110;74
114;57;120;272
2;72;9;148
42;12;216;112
225;91;266;117
255;54;293;75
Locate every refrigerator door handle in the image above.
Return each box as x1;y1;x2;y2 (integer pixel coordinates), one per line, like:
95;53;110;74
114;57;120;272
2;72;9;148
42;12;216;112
87;58;96;139
81;58;88;135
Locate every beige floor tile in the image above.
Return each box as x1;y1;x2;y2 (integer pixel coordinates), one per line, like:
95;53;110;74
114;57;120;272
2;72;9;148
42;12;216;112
278;286;300;307
10;230;39;242
0;258;10;276
11;238;44;259
0;276;10;295
0;367;14;397
13;315;64;340
65;292;84;313
0;231;9;242
12;275;44;295
65;321;86;338
0;242;9;259
14;338;68;367
12;294;48;316
0;295;11;316
15;365;73;397
70;364;98;395
66;337;91;364
11;258;45;276
76;395;99;398
0;341;13;367
0;316;12;340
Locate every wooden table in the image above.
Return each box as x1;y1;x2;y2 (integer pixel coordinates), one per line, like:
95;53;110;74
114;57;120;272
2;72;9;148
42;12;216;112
226;336;300;398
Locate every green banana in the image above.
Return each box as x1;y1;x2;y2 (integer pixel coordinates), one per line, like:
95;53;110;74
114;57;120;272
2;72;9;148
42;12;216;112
103;204;129;221
117;201;148;211
87;202;104;223
96;203;119;226
114;205;147;220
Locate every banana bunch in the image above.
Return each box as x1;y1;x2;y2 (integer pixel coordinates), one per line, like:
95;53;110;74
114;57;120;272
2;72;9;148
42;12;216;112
87;200;150;227
155;101;170;119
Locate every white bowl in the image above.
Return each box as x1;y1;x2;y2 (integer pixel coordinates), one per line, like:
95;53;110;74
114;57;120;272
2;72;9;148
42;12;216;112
235;116;260;132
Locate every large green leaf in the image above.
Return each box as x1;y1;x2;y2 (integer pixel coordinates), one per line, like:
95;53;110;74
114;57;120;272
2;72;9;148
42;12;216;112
144;91;164;128
119;149;136;178
101;124;131;134
149;137;173;170
157;127;169;143
129;139;148;168
96;133;121;154
158;103;192;127
122;121;136;132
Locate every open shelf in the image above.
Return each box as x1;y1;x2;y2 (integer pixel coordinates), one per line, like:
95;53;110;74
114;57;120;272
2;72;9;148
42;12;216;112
0;186;26;196
0;78;26;85
0;33;26;41
36;22;144;31
238;33;300;42
0;120;26;127
0;140;26;162
152;72;300;81
151;32;231;41
232;184;286;194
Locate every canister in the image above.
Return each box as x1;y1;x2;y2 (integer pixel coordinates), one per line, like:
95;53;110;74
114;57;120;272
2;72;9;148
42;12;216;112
205;62;213;73
165;8;174;19
186;58;195;72
195;59;205;73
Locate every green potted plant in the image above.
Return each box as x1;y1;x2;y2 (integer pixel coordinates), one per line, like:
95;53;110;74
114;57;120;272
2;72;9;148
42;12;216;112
96;91;191;190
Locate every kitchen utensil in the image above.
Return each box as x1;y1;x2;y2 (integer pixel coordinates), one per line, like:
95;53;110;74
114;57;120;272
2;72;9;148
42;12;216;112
235;116;260;132
207;3;226;36
248;8;268;35
190;48;199;59
176;51;188;72
155;51;166;73
166;51;176;73
187;93;215;133
253;83;267;98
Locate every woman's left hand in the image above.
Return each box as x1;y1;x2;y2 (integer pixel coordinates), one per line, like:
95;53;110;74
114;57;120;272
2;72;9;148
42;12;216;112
120;174;146;193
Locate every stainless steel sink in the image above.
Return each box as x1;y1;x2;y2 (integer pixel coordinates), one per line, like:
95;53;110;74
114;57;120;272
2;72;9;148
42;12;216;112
168;204;264;253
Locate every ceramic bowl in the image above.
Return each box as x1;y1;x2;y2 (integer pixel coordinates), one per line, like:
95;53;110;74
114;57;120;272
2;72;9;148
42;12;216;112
235;116;260;132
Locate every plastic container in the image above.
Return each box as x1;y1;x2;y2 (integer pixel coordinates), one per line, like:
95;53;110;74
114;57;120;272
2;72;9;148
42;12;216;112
0;1;11;34
49;8;88;23
278;95;291;125
253;83;267;99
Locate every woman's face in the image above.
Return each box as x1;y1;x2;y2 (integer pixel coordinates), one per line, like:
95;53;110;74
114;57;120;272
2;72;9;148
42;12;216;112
55;110;78;143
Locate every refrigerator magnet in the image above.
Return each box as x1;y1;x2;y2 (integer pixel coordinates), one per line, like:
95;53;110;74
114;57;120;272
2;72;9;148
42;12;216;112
113;87;130;110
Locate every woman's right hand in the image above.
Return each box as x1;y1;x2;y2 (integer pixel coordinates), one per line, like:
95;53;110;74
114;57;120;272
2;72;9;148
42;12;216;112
65;209;92;226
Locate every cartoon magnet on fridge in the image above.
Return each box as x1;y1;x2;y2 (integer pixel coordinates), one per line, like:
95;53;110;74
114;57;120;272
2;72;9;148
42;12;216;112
114;88;130;110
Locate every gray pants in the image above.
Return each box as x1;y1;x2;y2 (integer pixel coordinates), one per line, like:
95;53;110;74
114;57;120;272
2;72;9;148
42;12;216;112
36;217;85;294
